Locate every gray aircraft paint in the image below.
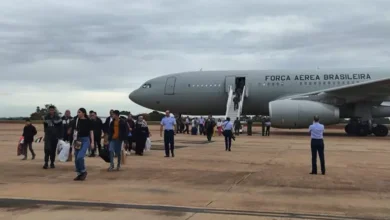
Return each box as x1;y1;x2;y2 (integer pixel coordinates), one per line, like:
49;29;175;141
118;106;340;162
129;67;389;119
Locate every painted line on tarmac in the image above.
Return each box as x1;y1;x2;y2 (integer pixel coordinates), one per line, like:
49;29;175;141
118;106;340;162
0;197;384;220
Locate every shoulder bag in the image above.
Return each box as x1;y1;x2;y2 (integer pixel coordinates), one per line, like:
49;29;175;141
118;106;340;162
72;118;82;150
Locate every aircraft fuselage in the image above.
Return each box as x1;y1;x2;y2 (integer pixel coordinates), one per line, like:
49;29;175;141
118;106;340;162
129;68;388;117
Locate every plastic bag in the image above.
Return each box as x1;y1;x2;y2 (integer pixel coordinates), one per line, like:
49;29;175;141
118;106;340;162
17;137;24;156
145;138;151;151
58;141;71;162
57;140;64;154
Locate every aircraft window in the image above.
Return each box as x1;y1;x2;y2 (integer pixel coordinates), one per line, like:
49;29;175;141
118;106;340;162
342;81;345;85
337;81;340;84
218;84;221;87
205;85;208;87
276;82;279;86
304;82;307;85
142;83;151;88
356;81;359;83
214;84;216;87
323;82;326;85
262;83;266;86
201;85;204;87
300;82;302;85
281;82;284;86
272;82;275;86
188;84;191;87
267;82;270;86
197;85;199;87
309;82;312;85
333;82;336;85
314;82;317;85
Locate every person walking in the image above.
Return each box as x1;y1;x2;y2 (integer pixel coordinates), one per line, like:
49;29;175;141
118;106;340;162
22;119;37;160
70;108;94;181
126;113;135;154
265;118;271;136
89;111;103;157
134;116;150;156
309;115;326;175
222;117;234;151
43;105;63;169
204;115;216;142
216;118;223;136
107;110;127;171
160;110;176;157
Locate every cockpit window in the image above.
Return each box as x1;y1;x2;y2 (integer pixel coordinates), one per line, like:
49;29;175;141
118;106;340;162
142;83;151;88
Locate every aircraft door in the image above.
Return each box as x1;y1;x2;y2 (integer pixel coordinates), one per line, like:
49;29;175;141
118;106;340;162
164;77;176;95
225;76;236;93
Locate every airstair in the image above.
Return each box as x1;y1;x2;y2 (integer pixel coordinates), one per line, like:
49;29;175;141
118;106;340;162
225;86;246;120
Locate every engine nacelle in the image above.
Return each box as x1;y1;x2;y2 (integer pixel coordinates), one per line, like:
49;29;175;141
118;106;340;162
269;100;340;128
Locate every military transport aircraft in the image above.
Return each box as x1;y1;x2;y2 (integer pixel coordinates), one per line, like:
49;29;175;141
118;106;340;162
129;68;390;137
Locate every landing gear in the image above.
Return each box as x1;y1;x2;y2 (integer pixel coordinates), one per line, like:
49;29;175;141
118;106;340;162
372;124;389;137
344;122;388;137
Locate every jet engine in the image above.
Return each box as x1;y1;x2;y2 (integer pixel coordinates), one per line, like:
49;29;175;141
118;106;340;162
269;100;340;128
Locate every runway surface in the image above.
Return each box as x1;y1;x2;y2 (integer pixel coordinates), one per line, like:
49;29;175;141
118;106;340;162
0;123;389;220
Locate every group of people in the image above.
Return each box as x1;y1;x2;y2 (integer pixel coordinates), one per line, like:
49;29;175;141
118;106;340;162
21;106;151;181
20;107;326;182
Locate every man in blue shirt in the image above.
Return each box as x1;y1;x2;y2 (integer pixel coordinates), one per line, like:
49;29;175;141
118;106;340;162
309;115;326;175
160;110;176;157
222;117;234;151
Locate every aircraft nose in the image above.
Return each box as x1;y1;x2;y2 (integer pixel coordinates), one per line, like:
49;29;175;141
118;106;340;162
129;90;139;103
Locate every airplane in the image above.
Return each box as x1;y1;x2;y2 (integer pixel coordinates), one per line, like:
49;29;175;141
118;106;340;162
129;68;390;137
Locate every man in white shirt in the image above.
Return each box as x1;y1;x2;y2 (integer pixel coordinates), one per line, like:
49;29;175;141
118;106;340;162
222;117;234;151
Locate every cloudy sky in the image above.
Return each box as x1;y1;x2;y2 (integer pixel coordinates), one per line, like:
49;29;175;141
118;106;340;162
0;0;389;117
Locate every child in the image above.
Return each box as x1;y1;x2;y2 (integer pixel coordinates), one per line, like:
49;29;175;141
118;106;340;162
22;119;37;160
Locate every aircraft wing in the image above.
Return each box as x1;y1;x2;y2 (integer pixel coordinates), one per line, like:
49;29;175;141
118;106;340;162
278;77;390;104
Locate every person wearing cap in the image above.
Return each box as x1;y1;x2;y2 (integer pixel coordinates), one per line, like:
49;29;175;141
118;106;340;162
222;117;234;151
309;115;326;175
160;110;176;157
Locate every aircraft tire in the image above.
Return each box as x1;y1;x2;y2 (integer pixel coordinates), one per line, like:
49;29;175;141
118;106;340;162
355;124;369;136
372;124;388;137
344;124;356;136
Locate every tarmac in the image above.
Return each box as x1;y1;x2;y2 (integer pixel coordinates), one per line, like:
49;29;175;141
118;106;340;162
0;123;389;220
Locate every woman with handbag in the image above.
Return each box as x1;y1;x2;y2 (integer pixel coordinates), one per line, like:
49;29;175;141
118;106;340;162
71;108;94;181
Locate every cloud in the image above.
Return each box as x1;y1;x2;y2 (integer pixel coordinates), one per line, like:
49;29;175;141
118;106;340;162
0;0;389;117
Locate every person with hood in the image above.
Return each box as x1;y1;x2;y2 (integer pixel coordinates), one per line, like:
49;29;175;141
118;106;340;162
43;105;63;169
134;115;151;156
107;110;128;171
